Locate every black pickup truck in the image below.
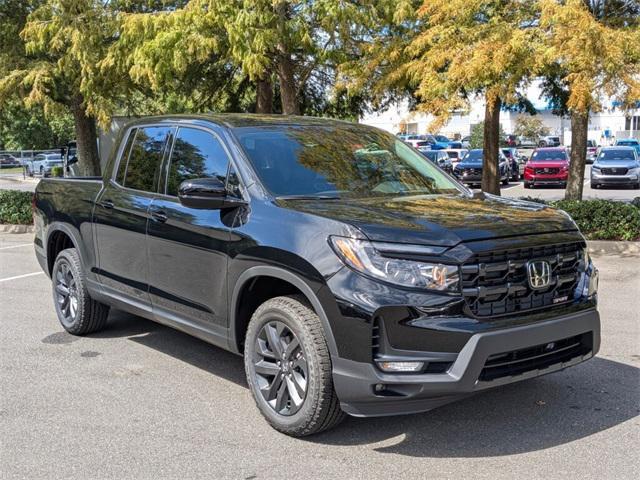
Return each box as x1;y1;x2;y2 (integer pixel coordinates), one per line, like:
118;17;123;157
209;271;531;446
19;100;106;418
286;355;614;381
34;115;600;436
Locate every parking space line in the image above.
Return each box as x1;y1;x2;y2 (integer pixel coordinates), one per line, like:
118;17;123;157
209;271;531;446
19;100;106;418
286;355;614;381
0;272;44;283
0;243;33;250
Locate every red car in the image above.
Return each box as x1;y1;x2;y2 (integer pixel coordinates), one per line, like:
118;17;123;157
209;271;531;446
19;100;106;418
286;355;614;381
524;147;570;188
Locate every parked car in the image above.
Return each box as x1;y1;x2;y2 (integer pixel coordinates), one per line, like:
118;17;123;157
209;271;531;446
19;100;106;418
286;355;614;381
27;153;64;177
585;140;599;164
430;134;452;150
590;146;640;189
414;140;433;154
0;154;21;168
444;148;468;165
538;135;561;147
33;114;600;437
421;149;453;174
401;134;437;149
501;148;524;181
614;138;640;156
524;147;569;189
453;148;510;186
516;136;537;148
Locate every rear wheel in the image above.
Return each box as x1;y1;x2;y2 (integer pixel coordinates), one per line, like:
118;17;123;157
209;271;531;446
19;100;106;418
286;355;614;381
52;248;109;335
244;295;345;436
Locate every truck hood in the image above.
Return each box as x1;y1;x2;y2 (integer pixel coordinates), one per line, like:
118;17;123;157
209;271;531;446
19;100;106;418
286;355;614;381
278;194;578;246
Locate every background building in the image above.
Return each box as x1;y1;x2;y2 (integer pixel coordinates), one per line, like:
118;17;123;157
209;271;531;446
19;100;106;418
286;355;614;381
360;80;640;145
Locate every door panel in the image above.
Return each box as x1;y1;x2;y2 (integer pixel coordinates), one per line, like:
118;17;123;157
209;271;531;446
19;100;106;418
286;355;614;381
94;183;153;303
147;199;230;327
93;125;172;305
147;126;234;329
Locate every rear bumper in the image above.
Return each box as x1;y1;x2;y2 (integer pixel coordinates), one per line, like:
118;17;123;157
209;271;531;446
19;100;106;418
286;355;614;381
332;308;600;417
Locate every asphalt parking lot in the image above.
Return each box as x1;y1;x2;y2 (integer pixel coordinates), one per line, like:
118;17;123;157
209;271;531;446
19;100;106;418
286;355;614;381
1;232;639;480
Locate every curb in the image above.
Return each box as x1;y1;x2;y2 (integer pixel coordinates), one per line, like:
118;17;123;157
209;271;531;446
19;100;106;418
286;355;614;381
587;240;640;256
0;224;35;234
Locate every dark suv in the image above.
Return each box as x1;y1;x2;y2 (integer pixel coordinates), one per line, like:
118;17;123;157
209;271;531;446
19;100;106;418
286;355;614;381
33;115;600;437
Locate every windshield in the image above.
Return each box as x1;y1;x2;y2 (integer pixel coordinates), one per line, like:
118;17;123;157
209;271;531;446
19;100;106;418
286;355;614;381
462;150;483;162
531;150;567;161
434;135;449;142
233;125;464;198
598;149;636;161
617;140;638;146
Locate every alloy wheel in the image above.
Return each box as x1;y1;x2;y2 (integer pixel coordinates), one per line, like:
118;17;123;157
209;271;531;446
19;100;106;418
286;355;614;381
55;261;79;325
252;321;308;416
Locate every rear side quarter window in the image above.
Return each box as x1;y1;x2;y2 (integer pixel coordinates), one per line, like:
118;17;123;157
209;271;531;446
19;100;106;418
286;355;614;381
119;126;171;192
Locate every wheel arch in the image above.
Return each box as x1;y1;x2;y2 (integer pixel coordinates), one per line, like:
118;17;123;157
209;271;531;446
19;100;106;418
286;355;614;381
229;266;338;358
45;223;85;275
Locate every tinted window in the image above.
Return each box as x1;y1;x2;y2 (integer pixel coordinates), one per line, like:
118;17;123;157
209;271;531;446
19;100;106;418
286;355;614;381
116;128;137;184
423;151;438;161
166;128;230;196
123;127;170;192
531;150;568;161
233;125;462;198
599;149;636;161
501;149;513;158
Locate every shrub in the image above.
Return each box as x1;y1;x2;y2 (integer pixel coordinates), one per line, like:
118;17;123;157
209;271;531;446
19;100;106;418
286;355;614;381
550;199;640;241
51;166;64;177
0;190;33;225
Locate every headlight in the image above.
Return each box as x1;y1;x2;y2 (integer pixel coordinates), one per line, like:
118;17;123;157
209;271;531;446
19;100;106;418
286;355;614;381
591;165;600;172
329;236;459;291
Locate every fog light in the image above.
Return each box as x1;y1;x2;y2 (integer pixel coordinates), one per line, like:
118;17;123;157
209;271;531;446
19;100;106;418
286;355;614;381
377;361;424;372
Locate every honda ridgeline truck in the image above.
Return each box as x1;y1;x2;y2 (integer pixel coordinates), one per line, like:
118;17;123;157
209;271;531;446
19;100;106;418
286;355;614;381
34;115;600;436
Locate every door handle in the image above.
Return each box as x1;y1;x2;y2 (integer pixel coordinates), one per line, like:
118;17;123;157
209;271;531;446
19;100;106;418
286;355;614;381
151;210;168;223
99;200;114;209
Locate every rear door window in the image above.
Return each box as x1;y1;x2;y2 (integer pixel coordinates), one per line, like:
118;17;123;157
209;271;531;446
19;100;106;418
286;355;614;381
122;126;171;192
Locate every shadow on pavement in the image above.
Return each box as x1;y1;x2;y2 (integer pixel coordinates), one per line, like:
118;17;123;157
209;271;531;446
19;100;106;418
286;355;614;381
94;309;639;457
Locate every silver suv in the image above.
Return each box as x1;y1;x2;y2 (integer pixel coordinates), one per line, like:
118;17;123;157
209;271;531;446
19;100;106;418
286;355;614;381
591;147;640;189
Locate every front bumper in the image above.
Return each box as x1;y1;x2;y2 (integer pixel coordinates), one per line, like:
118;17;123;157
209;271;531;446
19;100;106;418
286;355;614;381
591;171;639;185
333;308;600;417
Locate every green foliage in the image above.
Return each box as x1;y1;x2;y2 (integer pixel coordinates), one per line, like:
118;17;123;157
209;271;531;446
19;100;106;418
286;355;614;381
469;122;506;149
0;190;33;224
0;100;74;150
51;166;64;177
513;117;549;141
520;197;640;240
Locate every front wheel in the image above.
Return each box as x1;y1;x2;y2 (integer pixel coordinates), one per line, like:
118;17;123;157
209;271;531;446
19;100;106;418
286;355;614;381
52;248;109;335
244;296;345;436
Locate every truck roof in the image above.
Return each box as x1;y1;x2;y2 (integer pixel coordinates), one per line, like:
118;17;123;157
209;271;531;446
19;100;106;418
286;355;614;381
124;114;352;129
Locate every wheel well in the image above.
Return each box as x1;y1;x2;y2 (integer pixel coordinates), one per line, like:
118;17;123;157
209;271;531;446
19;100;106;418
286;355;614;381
234;276;305;353
47;230;74;274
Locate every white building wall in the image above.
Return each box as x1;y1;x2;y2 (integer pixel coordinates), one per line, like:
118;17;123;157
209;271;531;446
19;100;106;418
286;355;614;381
360;80;639;146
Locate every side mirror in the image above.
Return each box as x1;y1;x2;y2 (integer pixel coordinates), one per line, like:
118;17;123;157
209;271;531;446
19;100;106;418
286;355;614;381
178;177;245;210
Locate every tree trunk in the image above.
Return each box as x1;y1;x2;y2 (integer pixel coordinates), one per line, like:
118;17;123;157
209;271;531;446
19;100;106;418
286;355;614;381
277;51;300;115
71;96;101;176
481;94;502;195
565;110;589;200
255;77;273;114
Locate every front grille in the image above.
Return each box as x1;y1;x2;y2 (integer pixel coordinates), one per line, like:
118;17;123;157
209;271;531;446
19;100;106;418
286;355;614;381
461;243;583;317
371;317;381;357
534;167;560;174
479;332;592;382
601;167;628;175
463;168;482;176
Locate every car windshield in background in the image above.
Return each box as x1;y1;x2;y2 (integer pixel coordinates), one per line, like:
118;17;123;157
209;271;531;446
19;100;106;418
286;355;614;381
531;150;567;161
233;125;464;198
434;135;449;142
462;150;483;162
598;149;636;161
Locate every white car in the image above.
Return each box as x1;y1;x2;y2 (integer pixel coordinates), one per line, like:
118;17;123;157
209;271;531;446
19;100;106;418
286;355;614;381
27;153;64;177
444;148;468;165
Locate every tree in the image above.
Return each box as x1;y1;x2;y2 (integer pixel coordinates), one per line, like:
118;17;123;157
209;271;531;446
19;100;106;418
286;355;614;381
469;122;506;149
340;1;541;195
513;117;549;141
0;100;74;150
539;0;640;200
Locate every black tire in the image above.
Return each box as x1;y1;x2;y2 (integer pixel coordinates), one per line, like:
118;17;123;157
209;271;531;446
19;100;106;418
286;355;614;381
633;183;640;190
244;295;345;436
52;248;109;335
502;177;509;186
